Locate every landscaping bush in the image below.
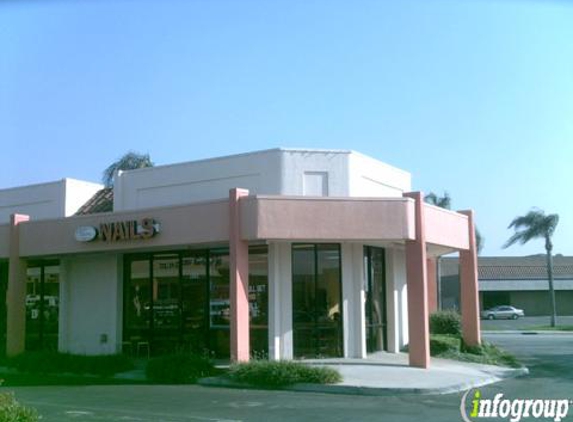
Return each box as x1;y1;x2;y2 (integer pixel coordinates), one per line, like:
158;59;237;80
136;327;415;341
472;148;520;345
429;310;461;335
229;360;342;387
8;352;134;377
460;341;521;368
0;392;39;422
429;335;521;368
430;334;460;355
146;354;215;384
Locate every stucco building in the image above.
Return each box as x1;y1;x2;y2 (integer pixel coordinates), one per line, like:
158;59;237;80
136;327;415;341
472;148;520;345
0;148;480;368
441;255;573;315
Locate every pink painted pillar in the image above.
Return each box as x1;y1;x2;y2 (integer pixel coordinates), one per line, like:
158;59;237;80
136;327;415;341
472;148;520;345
403;192;430;369
229;188;250;362
459;210;481;347
6;214;30;357
426;257;438;314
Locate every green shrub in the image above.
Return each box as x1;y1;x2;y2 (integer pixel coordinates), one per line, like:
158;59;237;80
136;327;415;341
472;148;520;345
460;341;483;355
464;341;521;368
0;392;39;422
146;354;215;384
430;334;460;355
8;352;134;377
430;310;461;335
431;336;521;368
229;360;342;387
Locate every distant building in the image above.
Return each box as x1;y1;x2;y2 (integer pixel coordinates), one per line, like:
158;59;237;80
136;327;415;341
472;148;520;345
440;255;573;315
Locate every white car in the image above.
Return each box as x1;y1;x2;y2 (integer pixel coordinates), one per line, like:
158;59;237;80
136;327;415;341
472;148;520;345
481;305;525;320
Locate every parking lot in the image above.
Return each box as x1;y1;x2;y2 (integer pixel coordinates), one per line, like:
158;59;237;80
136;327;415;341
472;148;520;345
480;315;573;331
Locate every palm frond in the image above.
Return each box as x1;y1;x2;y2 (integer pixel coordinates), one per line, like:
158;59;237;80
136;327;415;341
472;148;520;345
102;151;154;187
475;226;484;254
424;191;451;210
504;208;559;250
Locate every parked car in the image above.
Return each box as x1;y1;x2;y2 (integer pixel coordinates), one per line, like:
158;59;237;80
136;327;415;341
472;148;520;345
481;305;525;320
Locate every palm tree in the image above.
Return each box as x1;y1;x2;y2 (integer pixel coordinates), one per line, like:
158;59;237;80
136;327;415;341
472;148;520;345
102;151;154;187
503;209;560;327
424;191;452;210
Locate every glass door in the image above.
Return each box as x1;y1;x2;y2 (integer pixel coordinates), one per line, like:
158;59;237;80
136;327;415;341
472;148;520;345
152;254;181;354
25;261;60;351
124;247;268;359
292;244;342;358
125;253;210;356
365;246;387;353
181;253;208;354
125;258;152;352
208;251;230;358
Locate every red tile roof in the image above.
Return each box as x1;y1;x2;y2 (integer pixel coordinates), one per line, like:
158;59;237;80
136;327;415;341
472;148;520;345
441;255;573;280
75;188;113;215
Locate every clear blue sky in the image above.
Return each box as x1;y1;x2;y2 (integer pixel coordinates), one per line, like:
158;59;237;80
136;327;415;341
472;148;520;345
1;0;572;257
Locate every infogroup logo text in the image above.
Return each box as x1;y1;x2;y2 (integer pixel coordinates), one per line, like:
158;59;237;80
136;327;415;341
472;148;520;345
461;389;572;422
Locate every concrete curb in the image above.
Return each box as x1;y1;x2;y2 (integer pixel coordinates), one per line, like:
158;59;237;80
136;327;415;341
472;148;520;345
197;366;529;396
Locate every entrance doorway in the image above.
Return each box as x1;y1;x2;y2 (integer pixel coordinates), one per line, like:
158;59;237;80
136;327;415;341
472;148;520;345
292;244;342;358
364;247;387;353
26;261;60;351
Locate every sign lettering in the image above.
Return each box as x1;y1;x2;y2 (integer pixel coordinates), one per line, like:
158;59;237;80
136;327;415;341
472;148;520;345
75;218;159;243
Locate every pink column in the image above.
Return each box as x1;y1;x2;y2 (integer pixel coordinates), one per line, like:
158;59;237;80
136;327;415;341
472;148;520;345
229;188;250;362
403;192;430;369
426;257;438;314
6;214;30;357
458;210;481;346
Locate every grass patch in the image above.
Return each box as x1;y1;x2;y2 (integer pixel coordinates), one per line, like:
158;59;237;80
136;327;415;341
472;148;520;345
430;334;521;368
0;392;39;421
528;325;573;332
146;354;217;384
4;352;134;377
228;360;342;388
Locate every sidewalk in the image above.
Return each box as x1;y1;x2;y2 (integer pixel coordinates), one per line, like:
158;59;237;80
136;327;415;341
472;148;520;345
199;352;528;396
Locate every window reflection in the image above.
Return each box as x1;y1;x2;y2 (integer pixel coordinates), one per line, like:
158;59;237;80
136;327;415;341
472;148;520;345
292;244;342;358
26;263;59;351
365;247;387;353
124;247;268;358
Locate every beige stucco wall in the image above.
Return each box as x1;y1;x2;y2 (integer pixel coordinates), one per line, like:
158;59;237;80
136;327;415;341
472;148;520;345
16;200;229;258
424;204;469;250
242;196;416;241
0;179;102;224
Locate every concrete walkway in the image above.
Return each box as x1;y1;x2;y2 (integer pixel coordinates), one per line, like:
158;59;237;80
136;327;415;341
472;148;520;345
199;352;528;396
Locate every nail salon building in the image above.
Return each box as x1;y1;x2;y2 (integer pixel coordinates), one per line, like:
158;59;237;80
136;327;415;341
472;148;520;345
0;148;480;368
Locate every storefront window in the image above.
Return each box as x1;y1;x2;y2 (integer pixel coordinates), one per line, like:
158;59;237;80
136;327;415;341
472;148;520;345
249;246;268;357
25;262;59;351
0;262;7;356
124;246;268;358
152;254;181;354
209;251;230;357
125;260;151;343
292;244;342;358
181;254;208;353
